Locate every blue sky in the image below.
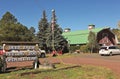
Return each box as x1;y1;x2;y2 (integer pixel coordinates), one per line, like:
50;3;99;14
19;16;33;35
0;0;120;32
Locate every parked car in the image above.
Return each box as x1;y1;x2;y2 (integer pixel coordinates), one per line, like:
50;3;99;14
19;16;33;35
99;45;120;56
38;49;46;58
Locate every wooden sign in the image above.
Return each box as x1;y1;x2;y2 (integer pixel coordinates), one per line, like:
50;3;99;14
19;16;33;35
1;42;40;72
6;57;37;62
4;51;40;62
5;51;40;57
5;45;35;50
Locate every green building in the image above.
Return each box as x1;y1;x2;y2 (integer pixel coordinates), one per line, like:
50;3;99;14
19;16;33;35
62;28;103;46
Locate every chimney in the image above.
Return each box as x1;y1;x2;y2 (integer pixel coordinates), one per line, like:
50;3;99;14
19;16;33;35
88;24;95;30
64;28;71;32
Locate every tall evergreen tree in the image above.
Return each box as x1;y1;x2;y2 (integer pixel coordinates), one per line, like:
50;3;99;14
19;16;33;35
0;11;33;42
87;31;99;53
0;12;17;25
38;10;49;49
47;10;68;52
38;10;68;53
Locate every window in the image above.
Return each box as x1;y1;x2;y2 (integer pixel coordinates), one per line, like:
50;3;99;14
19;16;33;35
100;47;107;50
109;46;116;49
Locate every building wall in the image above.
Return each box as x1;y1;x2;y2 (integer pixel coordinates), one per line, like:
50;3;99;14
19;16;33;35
97;28;116;46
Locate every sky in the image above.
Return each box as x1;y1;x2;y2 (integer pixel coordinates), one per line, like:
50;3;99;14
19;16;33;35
0;0;120;32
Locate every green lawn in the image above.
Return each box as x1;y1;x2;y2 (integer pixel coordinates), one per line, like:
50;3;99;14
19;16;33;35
0;64;116;79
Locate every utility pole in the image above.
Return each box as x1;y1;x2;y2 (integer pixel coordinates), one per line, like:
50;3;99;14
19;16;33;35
51;9;56;51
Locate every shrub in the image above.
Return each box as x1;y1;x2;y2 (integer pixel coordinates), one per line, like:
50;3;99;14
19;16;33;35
69;46;80;53
80;45;90;53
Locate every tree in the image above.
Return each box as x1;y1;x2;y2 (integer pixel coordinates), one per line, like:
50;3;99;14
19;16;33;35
29;26;38;41
0;12;17;26
0;11;33;42
29;26;35;34
37;10;49;49
112;28;120;41
47;10;68;52
87;31;99;53
46;23;67;50
37;10;68;53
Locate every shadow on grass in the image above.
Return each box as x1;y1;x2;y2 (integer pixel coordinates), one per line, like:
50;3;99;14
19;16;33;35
20;65;81;76
0;66;33;74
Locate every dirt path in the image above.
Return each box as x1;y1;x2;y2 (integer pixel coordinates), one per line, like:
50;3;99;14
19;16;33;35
40;54;120;76
7;54;120;76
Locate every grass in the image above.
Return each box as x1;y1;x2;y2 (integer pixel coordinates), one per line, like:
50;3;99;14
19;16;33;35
0;64;116;79
47;53;81;58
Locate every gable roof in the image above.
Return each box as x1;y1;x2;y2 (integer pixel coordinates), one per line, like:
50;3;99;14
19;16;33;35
62;28;103;45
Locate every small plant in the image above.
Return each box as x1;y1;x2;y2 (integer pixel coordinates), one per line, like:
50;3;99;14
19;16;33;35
69;46;80;53
80;45;90;53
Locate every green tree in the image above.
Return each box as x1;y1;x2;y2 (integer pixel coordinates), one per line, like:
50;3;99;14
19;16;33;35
0;12;17;25
37;10;49;49
46;23;67;50
29;26;35;34
37;10;68;53
87;31;99;53
47;10;68;52
0;11;33;42
29;26;38;41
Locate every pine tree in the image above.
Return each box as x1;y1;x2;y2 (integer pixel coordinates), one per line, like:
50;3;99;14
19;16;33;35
38;10;49;49
29;26;38;41
47;10;68;52
38;10;68;53
87;31;99;53
0;12;33;42
0;12;17;25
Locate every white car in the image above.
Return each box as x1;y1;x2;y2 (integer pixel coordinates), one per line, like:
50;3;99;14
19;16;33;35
99;46;120;56
39;49;46;58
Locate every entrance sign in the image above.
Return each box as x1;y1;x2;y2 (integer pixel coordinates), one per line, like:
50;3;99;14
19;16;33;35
0;41;41;72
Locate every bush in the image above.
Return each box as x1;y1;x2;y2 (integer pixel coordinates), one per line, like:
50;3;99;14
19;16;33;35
69;46;80;53
80;45;90;53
